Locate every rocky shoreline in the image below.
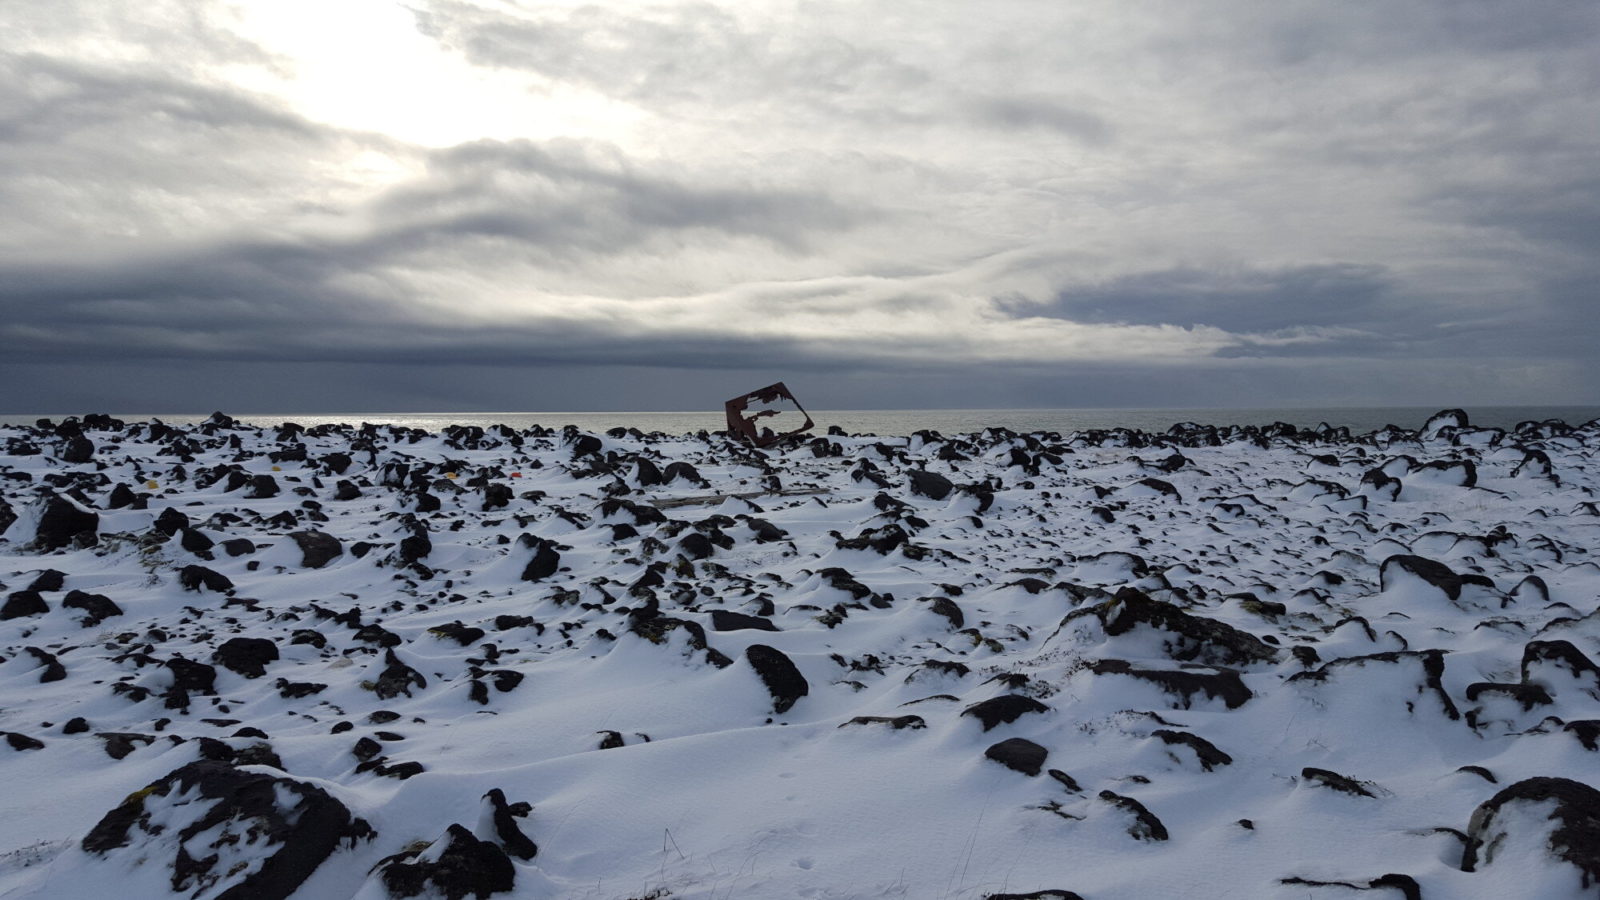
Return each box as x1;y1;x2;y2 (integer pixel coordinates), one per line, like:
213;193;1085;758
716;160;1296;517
2;409;1599;898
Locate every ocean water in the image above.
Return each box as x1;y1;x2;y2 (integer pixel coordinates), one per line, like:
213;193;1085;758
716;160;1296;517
3;406;1597;436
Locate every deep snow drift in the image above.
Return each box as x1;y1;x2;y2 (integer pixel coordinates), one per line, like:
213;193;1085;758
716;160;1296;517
1;409;1598;899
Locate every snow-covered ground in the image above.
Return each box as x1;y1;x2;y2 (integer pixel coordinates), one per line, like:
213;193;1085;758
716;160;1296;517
1;409;1598;899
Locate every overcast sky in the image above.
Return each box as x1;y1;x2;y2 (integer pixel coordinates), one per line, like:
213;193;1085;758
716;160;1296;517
2;0;1596;413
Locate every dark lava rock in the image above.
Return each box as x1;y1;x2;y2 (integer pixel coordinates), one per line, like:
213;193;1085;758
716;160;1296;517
1302;767;1379;798
1099;790;1168;841
908;470;954;500
27;647;66;682
1279;874;1421;900
154;507;190;537
179;565;234;593
373;649;427;700
1522;640;1600;686
4;732;45;751
1089;659;1251;709
746;644;809;714
1287;649;1460;720
63;589;122;626
61;435;94;463
213;637;280;678
840;715;926;730
483;788;538;860
710;610;779;632
430;622;486;646
743;517;787;543
96;731;157;760
245;474;280;498
1380;554;1464;600
180;527;215;555
81;759;373;900
105;484;136;509
663;461;707;486
1151;729;1233;771
376;823;515;900
1415;458;1477;487
678;531;714;560
1462;777;1600;887
962;695;1050;731
221;538;257;557
1;590;48;620
518;534;561;582
275;679;327;699
33;494;99;551
482;483;514;511
1422;408;1467;436
930;597;964;630
289;530;343;568
398;531;433;565
354;624;403;648
1135;477;1180;499
1465;681;1553;712
1565;721;1600;751
1360;468;1402;500
1099;587;1277;666
166;657;218;695
26;569;66;591
985;737;1048;776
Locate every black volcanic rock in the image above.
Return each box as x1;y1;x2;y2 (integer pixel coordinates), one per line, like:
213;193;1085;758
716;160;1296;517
80;759;373;900
213;637;280;678
1089;659;1251;709
1380;554;1465;600
179;565;233;593
1099;790;1168;841
746;644;809;714
962;695;1049;731
1;590;48;620
61;435;94;463
26;569;66;592
482;788;538;860
1151;729;1233;771
985;737;1048;776
373;649;427;700
376;823;514;900
289;530;342;568
245;473;281;498
33;494;99;550
908;470;954;500
518;534;561;582
1099;587;1277;666
710;610;779;632
1462;777;1600;886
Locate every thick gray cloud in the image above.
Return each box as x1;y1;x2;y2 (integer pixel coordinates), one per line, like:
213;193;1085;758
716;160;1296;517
0;0;1597;413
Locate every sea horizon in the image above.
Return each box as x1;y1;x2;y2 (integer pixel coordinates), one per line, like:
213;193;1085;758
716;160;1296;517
3;404;1597;436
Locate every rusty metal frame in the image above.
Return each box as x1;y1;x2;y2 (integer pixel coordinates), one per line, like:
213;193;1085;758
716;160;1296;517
724;381;814;447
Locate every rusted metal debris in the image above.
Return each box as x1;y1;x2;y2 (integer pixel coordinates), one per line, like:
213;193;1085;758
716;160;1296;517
651;487;831;510
724;381;814;447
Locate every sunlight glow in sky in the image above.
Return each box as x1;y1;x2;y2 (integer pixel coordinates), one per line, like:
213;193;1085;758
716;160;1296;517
1;0;1596;411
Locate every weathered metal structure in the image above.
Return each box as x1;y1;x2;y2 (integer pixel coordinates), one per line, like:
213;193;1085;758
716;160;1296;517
724;382;814;447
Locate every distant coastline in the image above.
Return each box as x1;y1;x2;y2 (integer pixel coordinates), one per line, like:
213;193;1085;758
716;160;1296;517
3;406;1597;436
